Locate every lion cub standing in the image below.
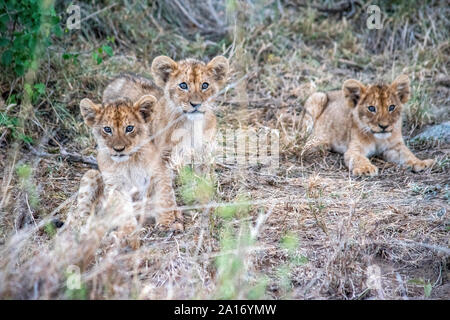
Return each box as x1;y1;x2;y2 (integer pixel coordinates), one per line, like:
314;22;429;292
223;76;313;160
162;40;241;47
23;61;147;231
102;56;229;169
72;95;183;231
303;75;434;176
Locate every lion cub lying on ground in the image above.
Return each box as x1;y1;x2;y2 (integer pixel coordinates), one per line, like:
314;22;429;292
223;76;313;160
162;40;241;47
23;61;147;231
103;55;229;168
72;95;183;231
303;75;434;176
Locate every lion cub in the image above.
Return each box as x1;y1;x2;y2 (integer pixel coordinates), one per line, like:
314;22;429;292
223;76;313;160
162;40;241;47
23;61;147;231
303;75;434;176
73;95;183;231
102;56;229;168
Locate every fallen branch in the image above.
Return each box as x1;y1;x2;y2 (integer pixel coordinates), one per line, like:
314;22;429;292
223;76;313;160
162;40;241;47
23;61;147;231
29;146;98;168
436;76;450;87
292;0;361;17
338;58;364;70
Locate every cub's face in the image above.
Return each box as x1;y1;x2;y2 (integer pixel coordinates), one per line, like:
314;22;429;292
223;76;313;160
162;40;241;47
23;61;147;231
80;95;156;162
151;56;229;115
343;75;410;139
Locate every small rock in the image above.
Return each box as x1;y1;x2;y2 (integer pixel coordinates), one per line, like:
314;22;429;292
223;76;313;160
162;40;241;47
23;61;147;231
436;207;446;218
411;122;450;144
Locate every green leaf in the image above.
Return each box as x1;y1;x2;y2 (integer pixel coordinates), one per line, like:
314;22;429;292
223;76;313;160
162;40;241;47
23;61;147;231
24;83;33;97
292;255;308;265
408;278;426;286
92;52;102;65
52;24;62;37
216;205;237;219
14;63;25;76
0;37;9;47
50;16;60;25
424;283;432;298
247;277;268;300
281;232;299;252
0;113;18;127
1;49;13;65
16;164;32;180
102;45;113;57
0;14;10;28
17;133;33;144
44;221;57;238
34;83;46;95
6;94;17;105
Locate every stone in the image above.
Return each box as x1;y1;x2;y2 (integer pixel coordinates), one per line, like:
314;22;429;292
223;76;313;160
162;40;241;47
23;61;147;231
411;121;450;144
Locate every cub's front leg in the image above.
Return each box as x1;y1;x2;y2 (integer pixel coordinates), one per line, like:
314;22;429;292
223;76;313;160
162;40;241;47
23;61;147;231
383;141;434;172
344;146;378;176
70;169;104;227
151;166;184;231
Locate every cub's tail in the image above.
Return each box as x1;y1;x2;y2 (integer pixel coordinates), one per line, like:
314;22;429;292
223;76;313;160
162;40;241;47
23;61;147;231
301;92;328;136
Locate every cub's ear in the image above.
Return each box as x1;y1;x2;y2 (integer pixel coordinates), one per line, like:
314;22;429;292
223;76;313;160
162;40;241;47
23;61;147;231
134;94;157;122
80;98;100;127
342;79;366;108
207;56;229;84
391;74;410;104
151;56;178;87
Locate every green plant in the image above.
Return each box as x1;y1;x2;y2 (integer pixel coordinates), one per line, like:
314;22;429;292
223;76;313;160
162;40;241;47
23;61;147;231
212;196;271;299
178;166;214;204
276;232;308;297
16;163;39;209
24;82;46;104
92;40;114;65
0;112;33;143
408;278;432;298
0;0;62;76
405;83;434;129
43;221;57;238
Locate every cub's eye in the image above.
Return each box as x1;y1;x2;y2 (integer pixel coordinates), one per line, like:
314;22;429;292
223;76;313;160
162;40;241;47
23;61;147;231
179;82;188;90
368;106;376;113
103;126;112;134
201;82;209;90
389;105;396;112
125;125;134;133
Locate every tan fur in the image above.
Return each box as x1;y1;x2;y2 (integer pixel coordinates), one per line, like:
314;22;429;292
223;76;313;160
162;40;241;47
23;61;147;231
303;75;435;176
102;56;229;167
72;96;183;232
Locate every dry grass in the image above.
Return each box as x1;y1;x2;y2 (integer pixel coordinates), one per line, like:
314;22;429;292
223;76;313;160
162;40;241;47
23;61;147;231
0;0;449;300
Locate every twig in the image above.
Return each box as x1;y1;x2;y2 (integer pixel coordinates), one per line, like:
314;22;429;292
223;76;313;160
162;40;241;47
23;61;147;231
79;3;118;24
0;129;8;145
29;145;98;168
25;193;38;228
338;58;364;70
293;0;360;14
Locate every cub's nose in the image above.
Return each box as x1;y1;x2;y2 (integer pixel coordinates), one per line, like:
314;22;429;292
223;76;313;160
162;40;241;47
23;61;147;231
190;102;201;109
113;146;125;152
378;124;388;131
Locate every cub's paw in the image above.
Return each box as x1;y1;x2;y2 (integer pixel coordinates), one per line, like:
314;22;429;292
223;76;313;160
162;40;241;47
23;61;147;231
408;159;435;173
109;228;141;250
352;163;378;176
156;211;184;232
170;221;184;232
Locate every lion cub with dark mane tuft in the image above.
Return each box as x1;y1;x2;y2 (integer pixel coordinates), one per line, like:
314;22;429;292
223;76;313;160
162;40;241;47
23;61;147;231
303;75;434;176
